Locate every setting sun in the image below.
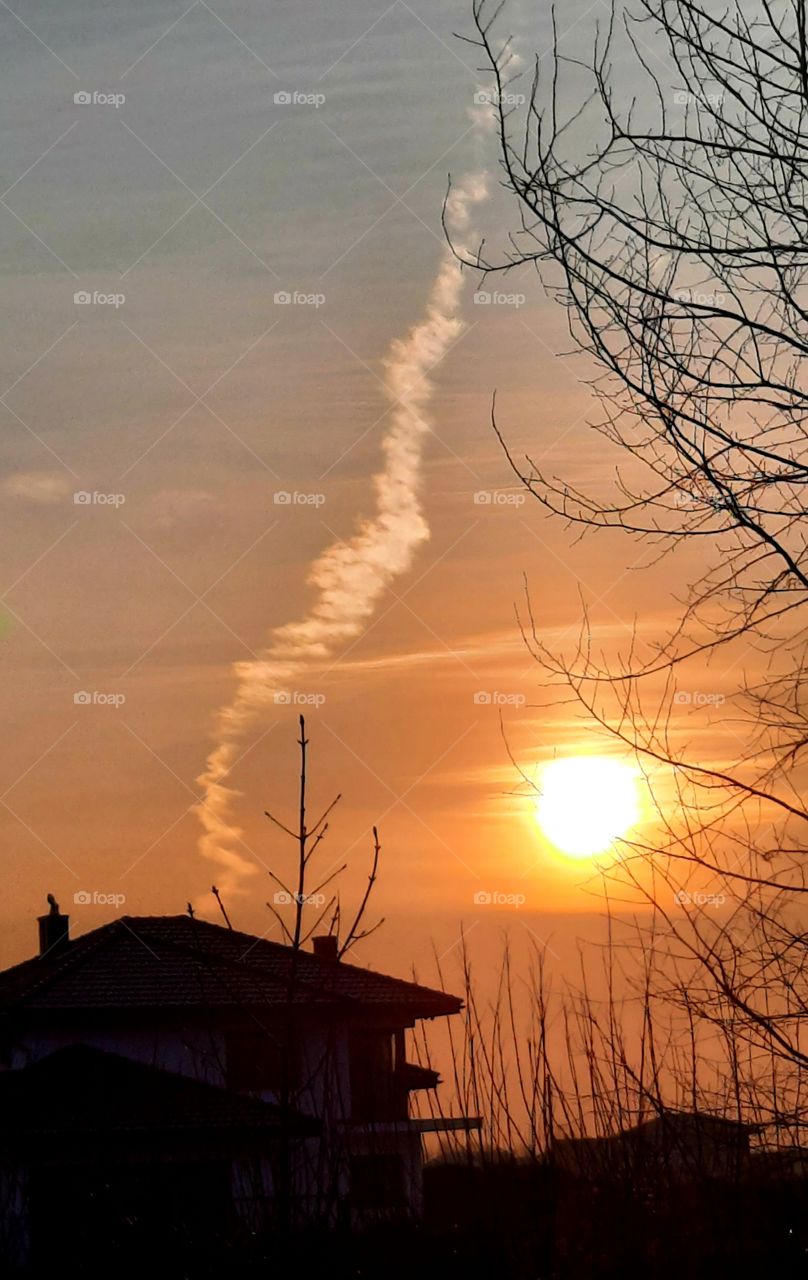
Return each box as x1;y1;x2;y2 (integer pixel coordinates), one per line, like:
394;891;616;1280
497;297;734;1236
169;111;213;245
536;757;639;859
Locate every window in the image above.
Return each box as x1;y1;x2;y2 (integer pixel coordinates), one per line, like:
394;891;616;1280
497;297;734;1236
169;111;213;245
349;1028;399;1120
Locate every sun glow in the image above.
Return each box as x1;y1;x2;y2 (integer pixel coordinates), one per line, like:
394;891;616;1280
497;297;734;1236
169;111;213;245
535;757;639;859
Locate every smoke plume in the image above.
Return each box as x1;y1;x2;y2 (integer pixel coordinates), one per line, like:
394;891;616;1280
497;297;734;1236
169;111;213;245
196;170;487;894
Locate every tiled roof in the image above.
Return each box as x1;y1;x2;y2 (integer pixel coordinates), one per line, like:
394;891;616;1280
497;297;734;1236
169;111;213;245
0;915;461;1018
0;1044;319;1139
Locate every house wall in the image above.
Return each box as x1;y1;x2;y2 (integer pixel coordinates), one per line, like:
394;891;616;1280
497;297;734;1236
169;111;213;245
8;1018;226;1086
0;1166;28;1271
344;1127;424;1221
231;1154;275;1234
6;1014;429;1220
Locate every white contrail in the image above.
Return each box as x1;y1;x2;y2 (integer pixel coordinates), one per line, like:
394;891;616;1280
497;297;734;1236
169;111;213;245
196;169;488;895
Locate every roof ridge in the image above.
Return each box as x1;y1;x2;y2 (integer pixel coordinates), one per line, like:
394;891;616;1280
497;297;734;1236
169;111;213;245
124;917;352;1004
148;916;460;1003
129;914;459;1004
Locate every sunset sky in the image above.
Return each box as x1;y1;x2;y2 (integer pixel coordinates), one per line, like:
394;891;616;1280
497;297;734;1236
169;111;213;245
0;0;740;977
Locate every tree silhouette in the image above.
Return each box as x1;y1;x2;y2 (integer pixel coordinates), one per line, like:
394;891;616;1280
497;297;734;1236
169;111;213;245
463;0;808;1121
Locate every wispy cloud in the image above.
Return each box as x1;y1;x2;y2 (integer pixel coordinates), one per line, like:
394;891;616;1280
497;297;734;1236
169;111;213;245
2;471;71;504
195;170;489;894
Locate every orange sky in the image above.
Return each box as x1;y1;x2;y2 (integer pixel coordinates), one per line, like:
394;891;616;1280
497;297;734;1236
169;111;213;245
0;0;753;986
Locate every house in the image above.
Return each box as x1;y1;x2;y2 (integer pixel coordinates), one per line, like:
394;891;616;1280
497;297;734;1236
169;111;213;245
551;1110;757;1182
749;1145;808;1181
0;900;477;1269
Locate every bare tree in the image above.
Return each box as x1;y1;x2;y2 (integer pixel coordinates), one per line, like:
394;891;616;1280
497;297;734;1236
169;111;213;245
261;713;383;961
461;0;808;1117
199;715;385;1234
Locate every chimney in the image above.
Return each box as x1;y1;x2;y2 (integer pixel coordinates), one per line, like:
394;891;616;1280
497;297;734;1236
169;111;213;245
38;894;69;958
312;935;338;961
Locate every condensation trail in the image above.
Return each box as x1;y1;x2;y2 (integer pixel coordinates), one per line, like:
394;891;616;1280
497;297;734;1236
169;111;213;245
197;169;488;895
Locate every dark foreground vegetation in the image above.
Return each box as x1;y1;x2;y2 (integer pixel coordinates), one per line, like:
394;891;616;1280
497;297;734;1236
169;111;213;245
33;1156;808;1280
